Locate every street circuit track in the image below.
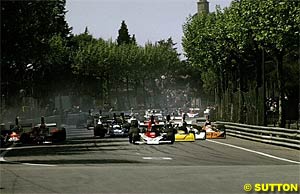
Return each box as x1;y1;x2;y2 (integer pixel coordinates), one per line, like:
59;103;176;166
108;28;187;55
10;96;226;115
0;135;299;194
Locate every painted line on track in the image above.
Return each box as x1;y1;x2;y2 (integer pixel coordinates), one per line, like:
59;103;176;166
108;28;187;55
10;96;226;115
0;145;57;167
22;163;56;167
143;157;172;160
0;147;13;162
207;139;300;165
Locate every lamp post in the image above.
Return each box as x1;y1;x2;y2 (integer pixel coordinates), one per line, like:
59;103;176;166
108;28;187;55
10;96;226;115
27;63;34;118
161;75;166;107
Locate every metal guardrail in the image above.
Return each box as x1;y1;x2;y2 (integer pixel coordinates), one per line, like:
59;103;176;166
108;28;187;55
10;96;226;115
216;121;300;149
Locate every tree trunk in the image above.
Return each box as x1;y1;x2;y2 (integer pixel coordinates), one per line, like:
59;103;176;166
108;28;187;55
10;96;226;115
258;47;266;126
238;63;245;123
276;53;285;128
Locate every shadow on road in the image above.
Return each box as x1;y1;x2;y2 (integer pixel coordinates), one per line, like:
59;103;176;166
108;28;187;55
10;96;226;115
5;158;142;165
3;137;132;158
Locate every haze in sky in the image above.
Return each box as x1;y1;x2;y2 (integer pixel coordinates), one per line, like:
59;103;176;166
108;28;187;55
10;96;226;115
66;0;232;56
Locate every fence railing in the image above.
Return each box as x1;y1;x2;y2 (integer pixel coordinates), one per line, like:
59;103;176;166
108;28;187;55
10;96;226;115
216;121;300;149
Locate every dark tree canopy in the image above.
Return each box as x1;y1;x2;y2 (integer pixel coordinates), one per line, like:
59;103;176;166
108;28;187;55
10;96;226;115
131;34;137;45
1;0;71;105
117;20;131;45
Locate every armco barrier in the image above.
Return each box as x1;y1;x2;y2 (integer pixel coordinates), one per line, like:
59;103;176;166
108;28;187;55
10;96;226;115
216;121;300;149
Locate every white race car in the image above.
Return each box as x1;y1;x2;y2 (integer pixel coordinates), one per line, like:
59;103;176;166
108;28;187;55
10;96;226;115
132;124;174;145
188;126;206;140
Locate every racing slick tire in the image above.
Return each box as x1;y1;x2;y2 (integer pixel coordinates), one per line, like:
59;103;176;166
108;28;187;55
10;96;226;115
132;133;140;144
94;124;106;138
128;127;139;144
129;134;133;143
61;128;66;141
20;133;30;144
52;129;66;143
216;124;226;138
164;127;175;144
0;136;7;147
166;132;175;144
170;134;175;144
99;132;105;138
129;133;140;144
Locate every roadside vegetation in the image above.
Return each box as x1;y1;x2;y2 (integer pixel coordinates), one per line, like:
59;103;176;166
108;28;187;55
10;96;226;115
1;0;299;128
1;0;200;119
183;0;299;127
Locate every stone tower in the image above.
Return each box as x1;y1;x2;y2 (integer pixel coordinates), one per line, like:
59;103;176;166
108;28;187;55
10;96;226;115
197;0;209;14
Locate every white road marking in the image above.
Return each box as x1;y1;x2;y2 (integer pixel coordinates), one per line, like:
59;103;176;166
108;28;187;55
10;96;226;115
143;157;172;160
0;156;5;162
23;163;56;167
162;157;172;160
0;146;14;162
207;139;300;165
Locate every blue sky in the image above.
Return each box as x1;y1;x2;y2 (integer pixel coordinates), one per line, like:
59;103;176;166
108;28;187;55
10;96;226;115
66;0;232;55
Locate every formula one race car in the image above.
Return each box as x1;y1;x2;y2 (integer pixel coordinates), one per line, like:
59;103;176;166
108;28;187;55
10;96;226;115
109;123;129;137
1;125;25;147
2;118;33;145
130;123;175;145
8;123;33;143
174;129;195;142
203;124;226;139
108;113;131;137
194;118;226;139
188;125;206;140
172;118;205;141
86;114;109;138
173;123;196;142
19;117;66;144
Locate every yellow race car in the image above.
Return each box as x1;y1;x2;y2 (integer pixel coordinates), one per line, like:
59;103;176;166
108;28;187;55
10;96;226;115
175;129;195;142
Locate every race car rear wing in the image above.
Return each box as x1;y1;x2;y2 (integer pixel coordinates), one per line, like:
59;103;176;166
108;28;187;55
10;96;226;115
139;123;165;128
35;123;57;127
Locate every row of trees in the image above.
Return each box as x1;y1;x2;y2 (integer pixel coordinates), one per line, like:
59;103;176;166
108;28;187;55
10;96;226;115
71;27;185;109
182;0;299;127
1;1;200;118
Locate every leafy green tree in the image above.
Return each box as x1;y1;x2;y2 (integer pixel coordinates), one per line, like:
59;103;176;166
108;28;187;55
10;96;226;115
226;0;299;126
249;0;299;127
1;0;71;107
183;0;299;126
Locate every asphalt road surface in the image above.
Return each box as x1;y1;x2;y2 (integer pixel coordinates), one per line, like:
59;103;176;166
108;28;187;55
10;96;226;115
1;133;299;194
